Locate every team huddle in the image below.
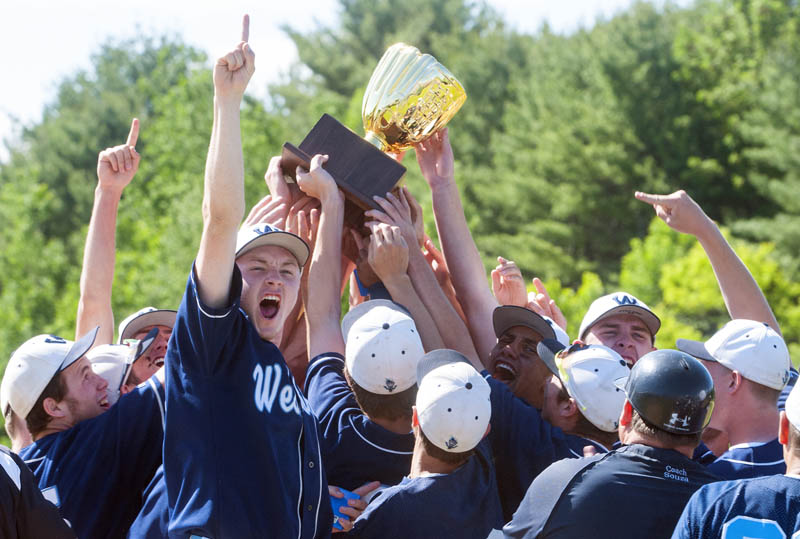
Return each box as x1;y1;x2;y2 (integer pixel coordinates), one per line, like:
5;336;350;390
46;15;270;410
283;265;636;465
2;15;800;539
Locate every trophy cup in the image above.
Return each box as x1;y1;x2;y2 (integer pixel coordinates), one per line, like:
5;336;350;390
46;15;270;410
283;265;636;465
281;43;466;226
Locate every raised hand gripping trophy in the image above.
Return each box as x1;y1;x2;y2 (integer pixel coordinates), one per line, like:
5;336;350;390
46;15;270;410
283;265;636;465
282;43;466;226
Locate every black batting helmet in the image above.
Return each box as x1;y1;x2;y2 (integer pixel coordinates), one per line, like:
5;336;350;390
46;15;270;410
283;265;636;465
617;349;714;434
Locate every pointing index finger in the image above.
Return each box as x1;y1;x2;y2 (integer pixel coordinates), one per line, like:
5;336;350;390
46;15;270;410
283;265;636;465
126;118;139;147
634;191;667;206
241;14;250;42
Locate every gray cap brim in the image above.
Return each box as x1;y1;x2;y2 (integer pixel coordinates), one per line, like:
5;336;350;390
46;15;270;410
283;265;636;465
675;339;715;361
493;306;556;341
60;326;99;372
119;309;177;343
536;339;566;379
416;349;473;386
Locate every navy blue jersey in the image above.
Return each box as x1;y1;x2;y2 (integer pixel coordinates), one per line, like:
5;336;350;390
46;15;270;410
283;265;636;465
304;353;414;490
693;441;718;466
483;372;609;521
672;474;800;538
127;465;168;539
164;266;331;538
20;377;165;539
778;368;799;411
0;446;74;539
708;439;786;480
349;439;503;538
504;444;719;539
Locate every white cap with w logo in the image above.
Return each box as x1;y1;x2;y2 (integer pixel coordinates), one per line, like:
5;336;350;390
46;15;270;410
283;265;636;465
578;292;661;341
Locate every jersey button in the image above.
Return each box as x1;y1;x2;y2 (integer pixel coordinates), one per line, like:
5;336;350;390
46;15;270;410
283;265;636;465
308;461;315;468
307;505;314;511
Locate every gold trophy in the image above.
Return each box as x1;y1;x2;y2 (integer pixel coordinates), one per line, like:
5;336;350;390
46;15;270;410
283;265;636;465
282;43;466;224
362;43;467;152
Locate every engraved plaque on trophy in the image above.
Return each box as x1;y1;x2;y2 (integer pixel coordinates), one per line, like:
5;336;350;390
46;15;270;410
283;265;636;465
282;43;466;226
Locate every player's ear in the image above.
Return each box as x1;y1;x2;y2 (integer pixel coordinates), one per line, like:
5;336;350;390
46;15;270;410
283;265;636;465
779;411;790;446
729;370;744;394
564;397;579;418
411;406;419;428
619;400;633;427
42;397;67;419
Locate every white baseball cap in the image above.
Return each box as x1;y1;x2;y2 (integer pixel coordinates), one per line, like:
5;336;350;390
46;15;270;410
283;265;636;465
118;307;177;344
235;224;309;266
90;328;158;405
578;292;660;341
676;319;791;391
3;327;99;419
538;342;630;432
415;349;491;453
341;300;425;395
786;384;800;431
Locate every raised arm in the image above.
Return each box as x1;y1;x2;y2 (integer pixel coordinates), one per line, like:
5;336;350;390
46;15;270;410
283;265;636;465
367;223;445;352
635;190;780;333
415;129;499;360
367;189;480;367
196;15;254;308
296;154;345;359
76;119;141;345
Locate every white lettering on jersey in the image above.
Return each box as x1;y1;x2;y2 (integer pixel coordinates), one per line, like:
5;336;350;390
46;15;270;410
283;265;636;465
721;516;787;539
279;384;300;414
253;364;300;416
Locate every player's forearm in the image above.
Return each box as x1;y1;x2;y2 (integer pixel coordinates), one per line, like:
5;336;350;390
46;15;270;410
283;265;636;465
196;98;245;308
76;185;122;344
695;221;780;334
428;179;498;314
407;250;482;368
202;98;246;230
382;273;445;352
306;194;345;356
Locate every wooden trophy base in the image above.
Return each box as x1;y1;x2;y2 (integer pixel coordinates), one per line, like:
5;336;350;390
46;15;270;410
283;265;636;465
281;114;406;229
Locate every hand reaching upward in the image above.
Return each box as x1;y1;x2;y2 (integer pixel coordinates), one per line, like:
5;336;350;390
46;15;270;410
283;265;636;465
97;118;140;193
213;15;255;100
415;128;454;188
634;190;714;238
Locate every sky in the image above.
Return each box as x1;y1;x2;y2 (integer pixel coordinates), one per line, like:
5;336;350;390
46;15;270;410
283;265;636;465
0;0;682;161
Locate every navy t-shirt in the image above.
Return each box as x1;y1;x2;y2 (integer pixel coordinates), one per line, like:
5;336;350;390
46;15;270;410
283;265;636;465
708;439;786;480
163;265;331;538
304;353;414;491
349;439;503;538
0;446;74;539
672;474;800;538
503;443;719;539
20;377;165;539
127;464;168;538
483;372;609;521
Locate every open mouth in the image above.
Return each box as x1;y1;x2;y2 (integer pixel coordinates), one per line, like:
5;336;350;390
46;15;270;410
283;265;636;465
259;294;280;320
153;356;165;368
99;395;110;409
493;360;517;383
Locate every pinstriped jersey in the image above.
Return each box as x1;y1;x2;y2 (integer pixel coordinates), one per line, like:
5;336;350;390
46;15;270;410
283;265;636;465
672;474;800;538
708;439;786;480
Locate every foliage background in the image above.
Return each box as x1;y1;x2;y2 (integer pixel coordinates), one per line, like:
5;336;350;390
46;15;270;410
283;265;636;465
2;0;800;445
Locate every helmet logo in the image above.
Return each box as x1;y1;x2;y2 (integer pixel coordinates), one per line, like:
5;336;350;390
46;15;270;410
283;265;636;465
667;413;690;429
445;437;458;449
383;379;397;393
613;295;637;306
